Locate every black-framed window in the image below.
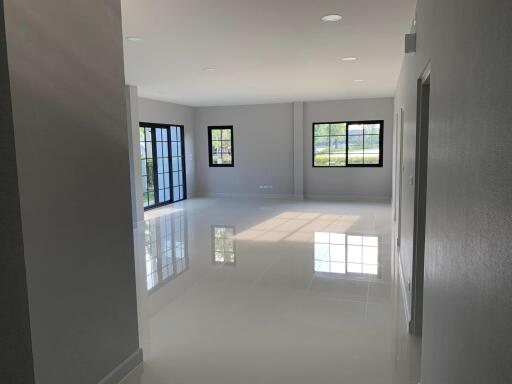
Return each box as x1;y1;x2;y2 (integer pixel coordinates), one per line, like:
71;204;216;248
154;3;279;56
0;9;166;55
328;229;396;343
312;120;383;167
208;126;234;167
140;122;187;210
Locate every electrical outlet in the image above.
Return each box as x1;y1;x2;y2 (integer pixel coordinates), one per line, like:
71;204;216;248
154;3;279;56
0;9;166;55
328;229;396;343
259;185;273;190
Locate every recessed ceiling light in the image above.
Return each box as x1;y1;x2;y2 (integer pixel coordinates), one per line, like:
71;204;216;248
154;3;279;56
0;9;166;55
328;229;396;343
354;79;365;83
321;14;342;22
342;57;358;62
126;36;144;42
202;67;217;72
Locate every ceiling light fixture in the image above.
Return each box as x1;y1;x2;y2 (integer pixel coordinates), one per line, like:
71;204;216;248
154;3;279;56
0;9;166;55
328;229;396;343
354;79;365;83
321;14;342;22
126;36;144;42
202;67;217;72
342;57;358;61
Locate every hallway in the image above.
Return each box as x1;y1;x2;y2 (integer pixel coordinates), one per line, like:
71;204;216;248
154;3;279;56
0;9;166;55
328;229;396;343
123;198;420;384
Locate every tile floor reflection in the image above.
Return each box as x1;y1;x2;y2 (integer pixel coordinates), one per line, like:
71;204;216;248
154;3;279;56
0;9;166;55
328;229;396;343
212;226;236;265
143;212;188;292
124;198;421;384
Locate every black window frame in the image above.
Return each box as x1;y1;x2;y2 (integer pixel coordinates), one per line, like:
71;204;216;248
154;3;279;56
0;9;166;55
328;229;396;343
312;120;384;168
140;122;188;211
208;126;234;167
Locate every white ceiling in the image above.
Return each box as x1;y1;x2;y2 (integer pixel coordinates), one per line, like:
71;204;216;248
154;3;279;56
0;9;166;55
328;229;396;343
121;0;416;107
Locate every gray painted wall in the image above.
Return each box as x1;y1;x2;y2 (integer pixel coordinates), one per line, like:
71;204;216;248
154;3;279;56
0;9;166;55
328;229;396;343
395;0;512;382
4;0;140;383
194;103;295;197
138;97;196;196
0;3;34;382
304;98;394;201
192;99;393;200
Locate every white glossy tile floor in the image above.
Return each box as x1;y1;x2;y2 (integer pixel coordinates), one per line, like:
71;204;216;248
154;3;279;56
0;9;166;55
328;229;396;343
122;198;420;384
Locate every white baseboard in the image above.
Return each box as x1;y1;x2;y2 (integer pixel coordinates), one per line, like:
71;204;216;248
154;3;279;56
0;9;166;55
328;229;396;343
398;253;411;326
192;192;390;203
98;348;143;384
304;194;391;203
195;192;296;200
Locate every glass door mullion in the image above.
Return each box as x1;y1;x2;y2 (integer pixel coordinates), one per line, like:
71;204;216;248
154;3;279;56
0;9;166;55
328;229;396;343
151;127;160;205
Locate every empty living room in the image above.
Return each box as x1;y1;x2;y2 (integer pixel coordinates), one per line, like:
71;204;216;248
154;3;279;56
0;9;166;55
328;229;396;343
1;1;511;384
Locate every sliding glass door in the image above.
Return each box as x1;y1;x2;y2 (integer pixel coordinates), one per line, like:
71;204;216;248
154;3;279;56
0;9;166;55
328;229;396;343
140;123;186;209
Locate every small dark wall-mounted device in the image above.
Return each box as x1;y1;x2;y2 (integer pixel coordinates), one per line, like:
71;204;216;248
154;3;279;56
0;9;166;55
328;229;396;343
405;33;417;54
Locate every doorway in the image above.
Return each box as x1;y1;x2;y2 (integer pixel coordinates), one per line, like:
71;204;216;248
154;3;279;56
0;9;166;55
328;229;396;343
140;122;187;210
411;65;431;336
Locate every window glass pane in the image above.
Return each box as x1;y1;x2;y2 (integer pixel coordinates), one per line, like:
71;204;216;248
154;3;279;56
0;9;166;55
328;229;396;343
314;124;330;136
212;154;222;165
156;128;162;141
179;186;184;200
157;158;164;172
177;127;181;141
172;157;179;171
211;140;221;155
172;142;179;156
348;153;364;164
145;128;152;140
330;123;346;136
364;135;380;153
364;154;380;164
222;153;232;164
221;141;232;155
146;159;154;182
348;124;364;136
156;142;163;157
146;144;153;158
348;135;363;153
140;141;146;159
142;176;147;192
222;129;231;140
173;172;179;186
162;142;168;157
158;173;164;188
159;189;165;202
364;124;380;135
314;154;329;167
147;190;155;205
139;127;145;141
162;129;168;142
330;136;346;153
211;129;222;140
330;155;346;167
179;172;183;185
314;136;329;166
314;137;329;153
173;187;180;200
163;159;169;173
